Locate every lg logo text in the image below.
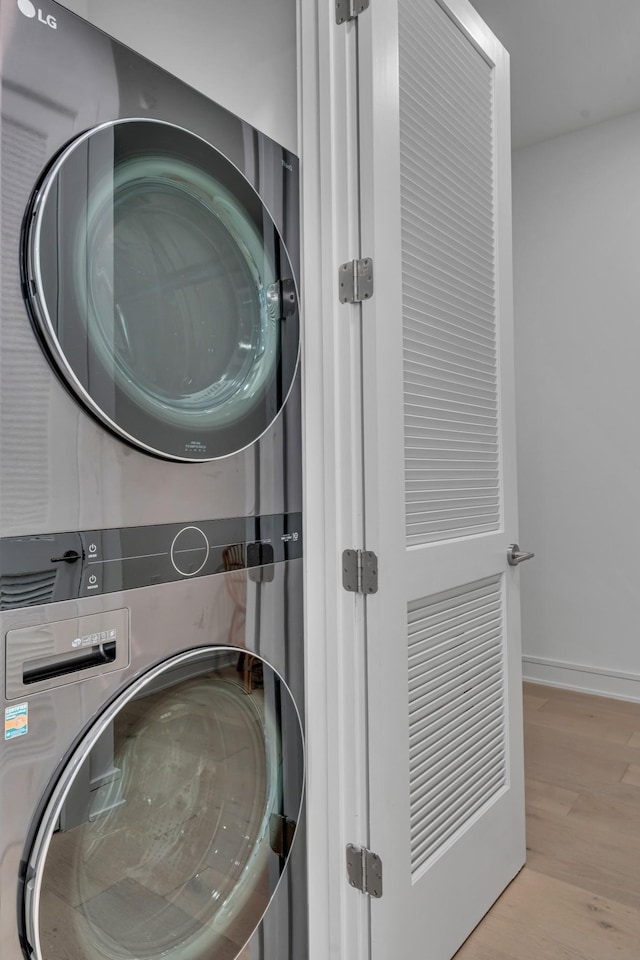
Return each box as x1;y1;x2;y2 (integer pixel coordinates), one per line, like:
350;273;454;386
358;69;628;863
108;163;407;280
18;0;58;29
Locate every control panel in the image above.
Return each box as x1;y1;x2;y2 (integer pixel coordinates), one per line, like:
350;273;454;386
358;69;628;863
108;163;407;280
0;513;302;610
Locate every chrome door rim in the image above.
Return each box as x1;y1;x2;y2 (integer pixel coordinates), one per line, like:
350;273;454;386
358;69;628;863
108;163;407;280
24;118;300;463
23;645;305;960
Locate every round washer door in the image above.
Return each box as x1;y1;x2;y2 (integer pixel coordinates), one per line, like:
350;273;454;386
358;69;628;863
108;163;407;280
22;647;304;960
23;119;300;461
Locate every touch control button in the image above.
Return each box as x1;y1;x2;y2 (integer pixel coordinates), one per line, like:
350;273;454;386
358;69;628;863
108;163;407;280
170;526;210;577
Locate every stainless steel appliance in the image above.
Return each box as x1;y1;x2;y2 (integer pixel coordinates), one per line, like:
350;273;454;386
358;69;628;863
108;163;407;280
0;3;305;959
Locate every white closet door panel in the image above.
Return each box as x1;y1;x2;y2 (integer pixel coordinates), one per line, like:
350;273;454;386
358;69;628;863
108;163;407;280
359;0;524;956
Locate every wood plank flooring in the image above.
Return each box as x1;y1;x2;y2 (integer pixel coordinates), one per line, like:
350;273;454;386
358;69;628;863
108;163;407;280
454;682;640;959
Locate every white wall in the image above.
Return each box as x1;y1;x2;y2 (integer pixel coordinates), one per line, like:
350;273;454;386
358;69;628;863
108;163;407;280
513;110;640;700
56;0;297;152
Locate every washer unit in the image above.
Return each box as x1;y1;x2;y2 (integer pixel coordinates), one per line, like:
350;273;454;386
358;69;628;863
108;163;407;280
0;3;305;960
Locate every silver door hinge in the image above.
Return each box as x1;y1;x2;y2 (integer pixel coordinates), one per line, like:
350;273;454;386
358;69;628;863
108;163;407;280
335;0;370;25
346;844;383;898
338;258;374;303
342;549;378;594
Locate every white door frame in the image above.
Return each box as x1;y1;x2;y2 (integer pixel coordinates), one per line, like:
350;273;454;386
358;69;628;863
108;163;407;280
298;2;370;958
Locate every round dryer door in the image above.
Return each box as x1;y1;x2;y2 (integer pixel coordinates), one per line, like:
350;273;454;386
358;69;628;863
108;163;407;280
22;648;304;960
23;119;299;461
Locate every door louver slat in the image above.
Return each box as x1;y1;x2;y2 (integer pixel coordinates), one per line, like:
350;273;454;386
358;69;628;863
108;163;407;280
409;622;501;676
405;306;494;346
411;769;506;870
406;478;499;493
406;507;501;527
410;708;504;791
403;332;496;369
402;203;495;274
406;409;497;429
406;519;499;542
405;427;498;446
402;72;492;146
410;725;504;810
404;334;496;371
409;648;502;712
404;254;495;316
400;0;500;547
407;496;500;515
405;378;497;407
402;215;494;279
405;357;497;391
402;164;494;244
409;647;501;728
403;229;494;289
404;32;493;112
409;689;503;768
405;385;497;410
406;465;498;478
407;577;506;879
402;117;492;186
409;597;500;636
402;160;494;250
404;7;491;100
402;36;494;114
409;676;502;748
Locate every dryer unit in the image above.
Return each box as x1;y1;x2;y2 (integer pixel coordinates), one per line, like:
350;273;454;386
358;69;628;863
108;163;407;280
0;2;305;960
0;0;300;534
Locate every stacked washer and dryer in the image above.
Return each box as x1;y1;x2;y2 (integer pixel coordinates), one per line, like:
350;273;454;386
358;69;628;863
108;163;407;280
0;3;306;960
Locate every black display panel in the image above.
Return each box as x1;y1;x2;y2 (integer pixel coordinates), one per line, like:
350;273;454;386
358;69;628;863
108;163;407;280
0;513;302;610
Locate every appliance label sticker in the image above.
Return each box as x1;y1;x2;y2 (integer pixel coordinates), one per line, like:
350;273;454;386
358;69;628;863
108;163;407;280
5;702;28;740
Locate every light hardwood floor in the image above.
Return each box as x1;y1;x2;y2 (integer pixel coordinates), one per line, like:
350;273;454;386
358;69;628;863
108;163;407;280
454;682;640;960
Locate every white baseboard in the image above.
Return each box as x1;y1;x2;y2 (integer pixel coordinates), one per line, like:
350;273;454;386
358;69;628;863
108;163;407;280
522;655;640;703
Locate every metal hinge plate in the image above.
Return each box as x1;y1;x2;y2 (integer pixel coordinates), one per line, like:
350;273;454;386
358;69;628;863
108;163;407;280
346;844;383;898
266;278;296;319
335;0;370;25
338;258;374;303
342;549;378;594
269;813;297;858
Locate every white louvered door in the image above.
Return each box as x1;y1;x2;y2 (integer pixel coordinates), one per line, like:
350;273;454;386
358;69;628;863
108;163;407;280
357;1;525;956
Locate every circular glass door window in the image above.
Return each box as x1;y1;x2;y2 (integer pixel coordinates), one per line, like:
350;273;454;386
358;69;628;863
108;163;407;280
23;648;304;960
23;120;300;461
